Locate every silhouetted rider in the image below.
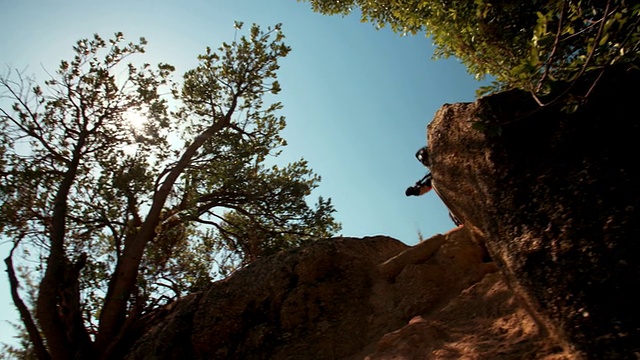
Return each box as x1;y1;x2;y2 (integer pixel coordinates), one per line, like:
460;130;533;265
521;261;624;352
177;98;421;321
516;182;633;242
405;172;433;196
405;146;462;226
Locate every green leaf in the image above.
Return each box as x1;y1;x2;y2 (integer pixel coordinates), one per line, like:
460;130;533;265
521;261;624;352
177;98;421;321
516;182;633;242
598;33;609;46
537;34;555;48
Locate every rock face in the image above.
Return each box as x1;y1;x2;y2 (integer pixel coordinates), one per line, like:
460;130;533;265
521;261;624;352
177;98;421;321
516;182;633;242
428;65;640;359
125;227;570;359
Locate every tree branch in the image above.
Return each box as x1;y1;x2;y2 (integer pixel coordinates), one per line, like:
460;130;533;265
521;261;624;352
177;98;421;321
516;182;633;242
36;125;90;359
535;1;566;93
5;241;52;360
531;0;612;108
96;96;236;352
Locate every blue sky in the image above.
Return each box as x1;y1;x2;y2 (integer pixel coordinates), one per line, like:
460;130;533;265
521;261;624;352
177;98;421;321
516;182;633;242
0;0;487;348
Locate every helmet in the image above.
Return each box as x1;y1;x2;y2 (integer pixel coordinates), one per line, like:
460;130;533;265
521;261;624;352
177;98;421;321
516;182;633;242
415;146;429;167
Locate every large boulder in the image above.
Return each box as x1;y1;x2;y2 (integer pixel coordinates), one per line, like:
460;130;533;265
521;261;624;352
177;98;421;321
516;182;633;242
124;227;567;359
428;64;640;358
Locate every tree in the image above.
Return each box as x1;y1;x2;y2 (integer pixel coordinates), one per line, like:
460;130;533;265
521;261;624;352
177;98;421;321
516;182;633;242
1;23;340;359
299;0;640;99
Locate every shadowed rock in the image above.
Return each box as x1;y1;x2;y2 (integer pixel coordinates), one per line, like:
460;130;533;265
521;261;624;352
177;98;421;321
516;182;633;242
428;64;640;359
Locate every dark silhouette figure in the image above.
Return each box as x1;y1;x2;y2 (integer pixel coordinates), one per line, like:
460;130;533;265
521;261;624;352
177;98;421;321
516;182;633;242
405;146;462;226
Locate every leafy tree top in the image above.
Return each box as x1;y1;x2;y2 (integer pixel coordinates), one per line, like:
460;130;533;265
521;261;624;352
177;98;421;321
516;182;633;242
300;0;640;98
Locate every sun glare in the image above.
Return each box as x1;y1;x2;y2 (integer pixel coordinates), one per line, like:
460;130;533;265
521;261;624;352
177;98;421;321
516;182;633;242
123;109;148;129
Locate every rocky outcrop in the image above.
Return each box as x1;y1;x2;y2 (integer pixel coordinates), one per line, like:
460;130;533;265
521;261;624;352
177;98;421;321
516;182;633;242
428;64;640;359
125;226;569;359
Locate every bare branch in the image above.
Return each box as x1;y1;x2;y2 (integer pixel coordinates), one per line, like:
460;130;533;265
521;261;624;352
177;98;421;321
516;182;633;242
536;2;566;92
0;76;69;164
5;240;52;360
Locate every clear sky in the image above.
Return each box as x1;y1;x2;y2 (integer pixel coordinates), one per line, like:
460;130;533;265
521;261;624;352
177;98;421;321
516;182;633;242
0;0;487;348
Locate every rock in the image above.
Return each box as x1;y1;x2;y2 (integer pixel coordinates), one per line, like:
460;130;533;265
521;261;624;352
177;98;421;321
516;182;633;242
126;227;564;359
366;273;567;360
428;64;640;359
125;235;407;360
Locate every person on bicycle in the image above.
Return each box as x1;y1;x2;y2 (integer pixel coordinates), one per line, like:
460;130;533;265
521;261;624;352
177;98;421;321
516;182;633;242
405;146;462;226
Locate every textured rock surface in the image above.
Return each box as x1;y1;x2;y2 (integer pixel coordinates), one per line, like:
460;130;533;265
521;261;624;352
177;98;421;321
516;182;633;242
428;65;640;358
125;227;570;359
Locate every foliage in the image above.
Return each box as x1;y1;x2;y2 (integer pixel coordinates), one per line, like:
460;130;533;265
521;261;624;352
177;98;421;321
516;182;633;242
0;23;340;359
300;0;640;99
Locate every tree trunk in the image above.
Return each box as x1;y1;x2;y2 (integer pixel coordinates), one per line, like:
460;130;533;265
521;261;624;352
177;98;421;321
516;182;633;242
96;117;231;355
36;134;89;359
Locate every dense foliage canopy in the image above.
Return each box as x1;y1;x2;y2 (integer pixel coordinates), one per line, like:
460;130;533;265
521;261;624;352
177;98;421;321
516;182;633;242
0;23;339;359
301;0;640;99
